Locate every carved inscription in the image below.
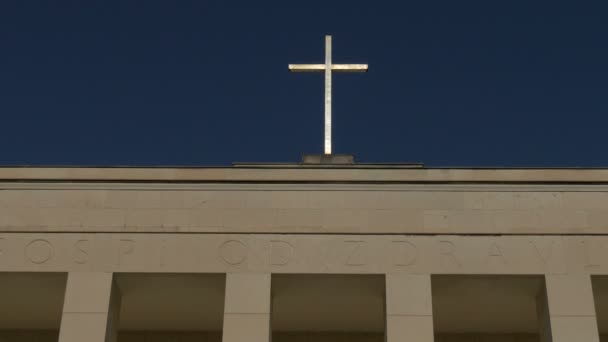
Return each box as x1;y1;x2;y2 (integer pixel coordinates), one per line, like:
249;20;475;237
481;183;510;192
438;240;461;268
390;240;417;266
159;239;167;267
530;239;554;264
581;239;601;269
25;239;54;264
487;241;506;264
219;240;247;265
2;234;608;274
73;239;89;264
117;239;135;265
344;240;365;266
270;240;294;266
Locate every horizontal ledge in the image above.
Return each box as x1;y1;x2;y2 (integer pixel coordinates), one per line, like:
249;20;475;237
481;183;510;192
61;311;110;315
288;64;368;72
224;312;271;315
4;167;608;183
6;182;608;191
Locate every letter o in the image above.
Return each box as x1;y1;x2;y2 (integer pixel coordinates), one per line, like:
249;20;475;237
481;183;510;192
25;239;54;264
219;240;247;265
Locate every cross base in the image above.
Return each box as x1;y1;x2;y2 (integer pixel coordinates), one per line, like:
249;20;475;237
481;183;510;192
301;154;355;165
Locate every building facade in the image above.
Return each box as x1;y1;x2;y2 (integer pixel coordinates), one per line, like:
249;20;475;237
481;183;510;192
1;165;607;342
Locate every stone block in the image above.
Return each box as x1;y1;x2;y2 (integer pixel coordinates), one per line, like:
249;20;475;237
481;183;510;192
546;274;596;316
386;274;432;316
386;315;434;342
190;209;224;228
85;191;107;208
514;192;562;210
549;316;600;342
62;272;113;312
301;154;354;164
125;209;164;228
275;209;324;230
270;191;312;209
221;209;277;230
58;312;109;342
308;191;347;209
321;209;370;231
84;209;126;228
222;313;270;342
103;191;138;209
135;191;163;209
39;208;83;227
539;210;589;230
0;207;39;227
587;211;608;229
492;210;541;231
368;209;424;232
161;209;192;229
562;192;608;211
224;273;270;314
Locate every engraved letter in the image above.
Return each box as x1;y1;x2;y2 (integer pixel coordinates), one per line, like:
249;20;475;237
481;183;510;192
345;240;365;266
487;241;506;264
270;240;294;266
530;239;554;264
391;241;418;266
118;239;135;266
73;239;89;264
219;240;247;265
581;239;601;269
25;239;54;264
159;239;167;267
439;240;461;267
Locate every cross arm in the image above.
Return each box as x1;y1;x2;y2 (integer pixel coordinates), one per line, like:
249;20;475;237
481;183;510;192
288;64;369;72
288;64;325;72
332;64;368;72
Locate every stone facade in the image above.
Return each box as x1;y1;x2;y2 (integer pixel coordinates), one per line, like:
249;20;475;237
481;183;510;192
0;166;607;342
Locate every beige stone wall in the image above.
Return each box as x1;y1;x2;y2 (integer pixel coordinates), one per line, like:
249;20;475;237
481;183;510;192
2;167;608;342
2;167;608;182
0;233;607;274
1;185;608;234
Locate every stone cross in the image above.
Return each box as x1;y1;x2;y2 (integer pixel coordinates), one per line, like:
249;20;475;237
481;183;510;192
289;35;368;155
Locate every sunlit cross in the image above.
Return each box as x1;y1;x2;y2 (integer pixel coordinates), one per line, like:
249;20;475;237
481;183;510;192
289;35;368;155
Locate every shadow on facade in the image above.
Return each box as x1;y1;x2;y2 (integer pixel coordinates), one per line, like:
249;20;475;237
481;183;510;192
271;274;386;342
0;272;67;342
592;276;608;342
114;273;226;342
432;275;546;342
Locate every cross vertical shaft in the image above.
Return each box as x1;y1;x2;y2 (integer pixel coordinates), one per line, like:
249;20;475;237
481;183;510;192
324;35;332;155
288;35;368;155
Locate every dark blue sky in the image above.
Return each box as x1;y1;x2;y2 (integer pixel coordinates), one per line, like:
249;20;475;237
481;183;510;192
1;1;607;167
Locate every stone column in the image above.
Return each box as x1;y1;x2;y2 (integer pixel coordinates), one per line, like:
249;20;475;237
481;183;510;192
538;275;600;342
58;272;121;342
385;274;434;342
222;273;271;342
